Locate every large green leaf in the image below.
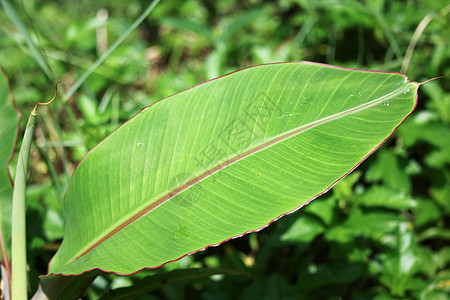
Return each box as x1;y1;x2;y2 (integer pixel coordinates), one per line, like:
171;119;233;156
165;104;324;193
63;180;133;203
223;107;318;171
0;68;20;260
48;62;418;275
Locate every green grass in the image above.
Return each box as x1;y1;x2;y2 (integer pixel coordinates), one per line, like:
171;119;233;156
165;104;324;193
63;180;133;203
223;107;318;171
0;0;448;298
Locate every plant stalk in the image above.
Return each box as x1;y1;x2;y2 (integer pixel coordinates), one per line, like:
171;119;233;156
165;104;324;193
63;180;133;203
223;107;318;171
11;110;37;300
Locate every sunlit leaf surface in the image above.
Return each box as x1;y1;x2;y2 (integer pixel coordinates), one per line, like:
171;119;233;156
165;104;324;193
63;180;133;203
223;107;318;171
48;62;418;275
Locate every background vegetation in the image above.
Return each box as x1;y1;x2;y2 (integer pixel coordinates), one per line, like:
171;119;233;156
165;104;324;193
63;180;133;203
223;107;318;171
0;0;449;298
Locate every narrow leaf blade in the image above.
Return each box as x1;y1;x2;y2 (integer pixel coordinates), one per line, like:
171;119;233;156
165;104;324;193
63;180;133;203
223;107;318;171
0;68;20;261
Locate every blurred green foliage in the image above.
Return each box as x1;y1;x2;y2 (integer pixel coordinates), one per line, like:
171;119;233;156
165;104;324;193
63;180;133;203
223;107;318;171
0;0;449;298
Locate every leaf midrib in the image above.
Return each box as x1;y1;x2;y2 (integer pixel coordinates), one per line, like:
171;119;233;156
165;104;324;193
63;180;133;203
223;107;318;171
68;82;415;264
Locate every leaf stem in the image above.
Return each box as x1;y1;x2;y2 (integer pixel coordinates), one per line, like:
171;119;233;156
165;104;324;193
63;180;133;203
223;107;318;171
11;110;37;300
0;223;11;285
401;13;433;74
11;81;61;300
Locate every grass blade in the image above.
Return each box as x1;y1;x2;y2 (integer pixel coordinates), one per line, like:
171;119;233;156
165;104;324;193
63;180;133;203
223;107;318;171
0;0;53;79
63;0;161;102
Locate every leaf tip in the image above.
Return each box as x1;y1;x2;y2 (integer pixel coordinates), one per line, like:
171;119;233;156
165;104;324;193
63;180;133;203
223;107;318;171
418;74;448;86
